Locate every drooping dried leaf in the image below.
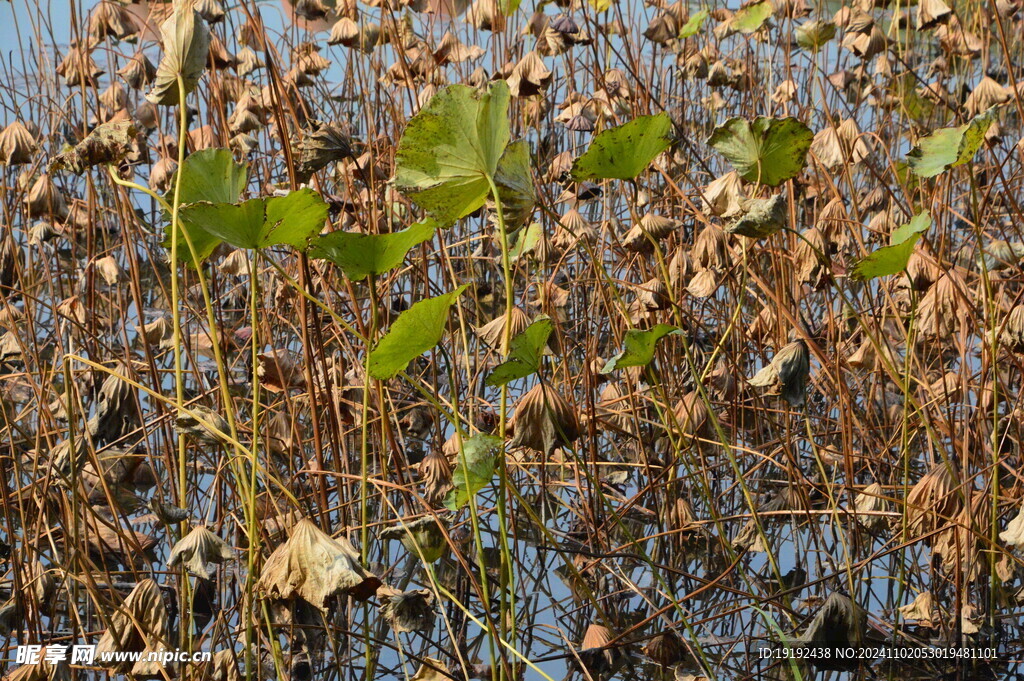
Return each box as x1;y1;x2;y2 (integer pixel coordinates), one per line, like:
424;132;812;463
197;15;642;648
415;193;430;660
257;518;381;609
147;1;212;105
168;525;234;579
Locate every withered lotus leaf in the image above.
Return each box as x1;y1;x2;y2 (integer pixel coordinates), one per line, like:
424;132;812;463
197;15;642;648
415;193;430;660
377;585;435;632
6;654;71;681
257;518;381;608
96;579;170;676
379;516;448;563
798;591;867;650
51;120;140;175
748;339;810;407
168;525;235;579
508;382;581;454
0;122;38;165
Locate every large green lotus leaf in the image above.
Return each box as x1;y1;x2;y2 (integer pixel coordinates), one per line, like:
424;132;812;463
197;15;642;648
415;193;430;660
178;188;327;251
486;317;553;387
707;117;813;186
907;110;994;178
394;82;511;225
263;189;331;249
310;220;437;282
602;324;680;373
164;148;248;264
368;285;468;380
444;434;504;511
571;112;673;181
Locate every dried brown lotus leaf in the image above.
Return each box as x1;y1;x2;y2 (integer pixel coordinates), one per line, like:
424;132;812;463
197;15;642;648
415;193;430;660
792;227;828;286
419;449;454;506
905;462;959;536
672;391;709;441
138;316;173;347
51;120;141;175
96;579;170;675
578;623;626;677
205;650;243;681
692;224;730;270
916;0;951;30
0;122;38;165
508;383;581;454
149;497;190;525
798;592;867;650
92;255;121;286
643;1;687;44
168;525;234;579
6;654;71;681
149;156;178;194
772;79;796;104
899;591;939;627
118;53;157;89
147;2;211;106
1000;503;1024;548
917;270;969;339
853;482;889;531
295;121;354;182
57;44;104;87
257;348;306;393
410;658;450;681
257;517;381;608
88;1;138;41
227;107;264;135
964;76;1011;117
748;339;810;407
235;47;263;76
328;18;361;47
643;629;687;666
635;277;669;311
193;0;226;23
686;268;720;298
176;404;229;445
466;0;505;31
703;171;745;218
810;125;845;170
377;586;435;632
476;307;531;351
507;52;552;97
